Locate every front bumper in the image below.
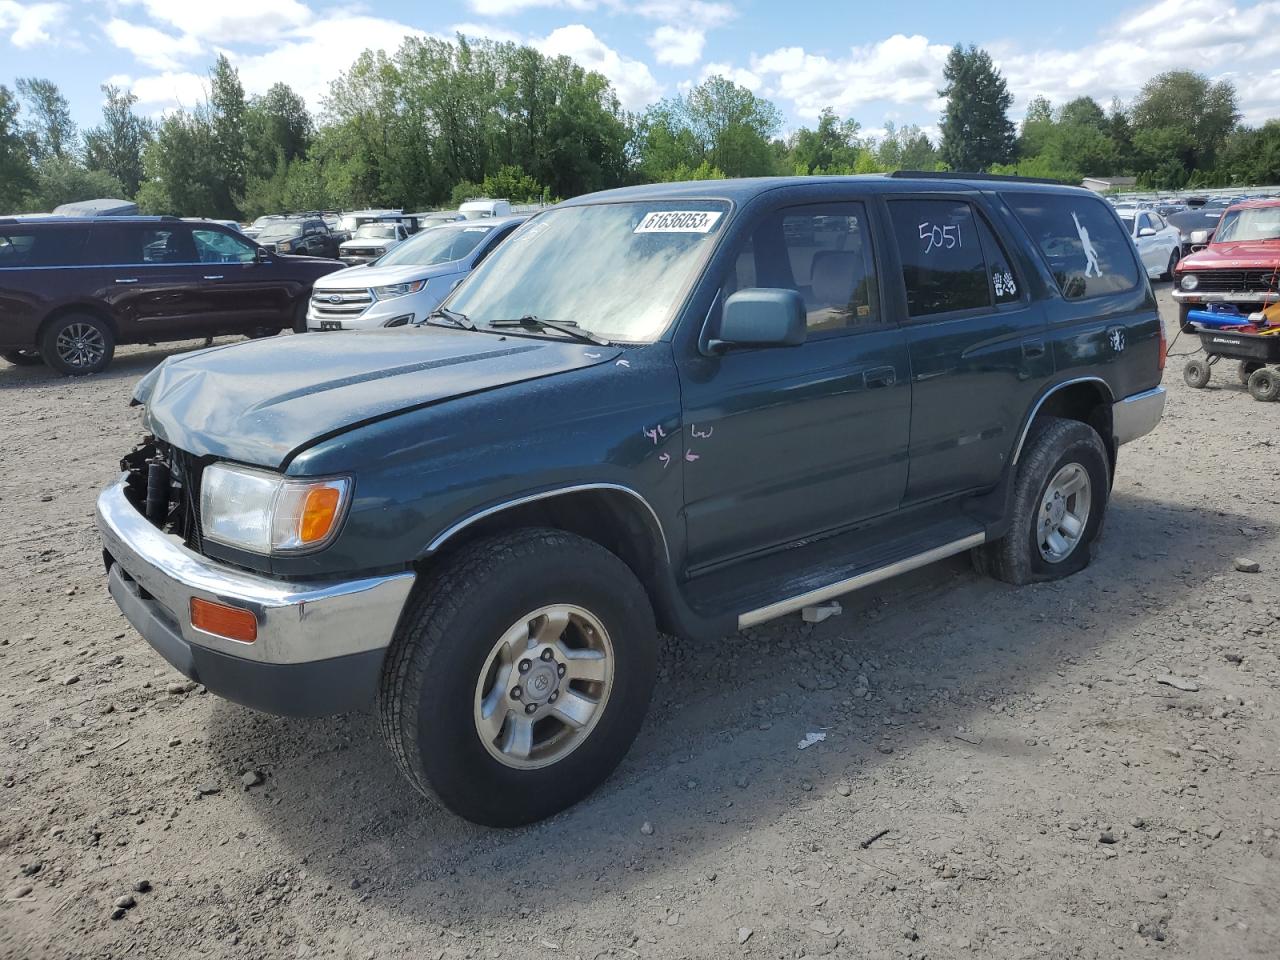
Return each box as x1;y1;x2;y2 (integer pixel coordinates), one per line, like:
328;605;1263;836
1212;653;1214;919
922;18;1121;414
307;288;445;331
1113;386;1166;446
1172;290;1275;304
96;478;415;715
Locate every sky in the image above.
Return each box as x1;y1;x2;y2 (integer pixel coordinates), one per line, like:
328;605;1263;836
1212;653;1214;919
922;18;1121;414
2;0;1279;142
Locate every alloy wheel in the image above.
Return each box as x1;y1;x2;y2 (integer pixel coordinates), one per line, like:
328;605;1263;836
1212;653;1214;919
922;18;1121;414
55;322;106;370
1037;462;1092;563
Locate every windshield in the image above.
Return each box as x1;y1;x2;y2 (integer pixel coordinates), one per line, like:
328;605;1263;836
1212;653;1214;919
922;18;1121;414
260;222;302;239
377;224;494;267
355;223;398;239
1214;207;1280;243
446;201;729;342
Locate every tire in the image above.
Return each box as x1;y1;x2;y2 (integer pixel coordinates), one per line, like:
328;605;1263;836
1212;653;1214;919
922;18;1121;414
378;527;658;826
972;417;1109;586
292;297;309;334
1247;366;1280;402
2;349;43;367
1178;303;1194;335
1238;360;1262;385
1183;358;1211;389
1161;249;1179;281
39;313;114;376
245;326;280;340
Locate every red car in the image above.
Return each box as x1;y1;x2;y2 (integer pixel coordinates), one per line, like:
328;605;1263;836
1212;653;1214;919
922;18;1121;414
1173;198;1280;331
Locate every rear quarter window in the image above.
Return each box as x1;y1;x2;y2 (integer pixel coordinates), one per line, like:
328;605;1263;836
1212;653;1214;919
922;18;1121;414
1006;193;1140;300
0;228;87;268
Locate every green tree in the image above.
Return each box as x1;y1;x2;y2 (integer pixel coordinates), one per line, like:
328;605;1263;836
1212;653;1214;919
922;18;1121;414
209;55;248;217
938;45;1015;172
83;85;153;198
1130;70;1238;176
0;84;35;212
16;77;75;162
480;164;544;201
244;82;312;181
29;156;124;209
1058;96;1107;131
788;107;861;174
874;122;940;171
136;107;220;216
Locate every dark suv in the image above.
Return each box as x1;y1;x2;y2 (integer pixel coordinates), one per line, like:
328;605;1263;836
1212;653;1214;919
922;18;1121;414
0;216;343;375
96;174;1166;826
253;216;341;258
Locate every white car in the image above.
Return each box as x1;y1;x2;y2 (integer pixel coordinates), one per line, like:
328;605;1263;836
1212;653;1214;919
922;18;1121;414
338;222;411;265
1117;208;1182;279
307;216;528;331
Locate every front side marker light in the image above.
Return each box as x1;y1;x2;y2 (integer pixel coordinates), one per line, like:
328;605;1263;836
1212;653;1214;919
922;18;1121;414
190;597;258;643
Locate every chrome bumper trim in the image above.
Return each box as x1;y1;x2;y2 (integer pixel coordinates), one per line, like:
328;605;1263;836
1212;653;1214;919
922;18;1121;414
96;478;415;664
1173;290;1275;303
1112;386;1166;446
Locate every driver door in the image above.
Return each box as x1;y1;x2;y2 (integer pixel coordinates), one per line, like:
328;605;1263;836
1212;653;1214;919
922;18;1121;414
192;227;291;329
676;200;912;572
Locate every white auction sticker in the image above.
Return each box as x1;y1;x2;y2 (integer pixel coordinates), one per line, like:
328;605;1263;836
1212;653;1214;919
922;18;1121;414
634;210;723;234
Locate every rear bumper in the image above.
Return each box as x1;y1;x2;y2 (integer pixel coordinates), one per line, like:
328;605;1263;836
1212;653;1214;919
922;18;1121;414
96;478;415;715
1113;386;1166;446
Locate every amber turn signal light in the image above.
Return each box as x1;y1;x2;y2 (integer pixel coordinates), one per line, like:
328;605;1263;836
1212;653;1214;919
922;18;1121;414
190;597;258;643
298;485;342;545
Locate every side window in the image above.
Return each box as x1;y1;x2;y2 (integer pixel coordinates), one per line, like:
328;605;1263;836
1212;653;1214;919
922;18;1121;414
1137;213;1153;233
888;199;990;317
1006;193;1141;301
724;201;880;334
193;229;256;263
973;213;1022;305
472;226;514;267
0;229;85;267
140;228;194;264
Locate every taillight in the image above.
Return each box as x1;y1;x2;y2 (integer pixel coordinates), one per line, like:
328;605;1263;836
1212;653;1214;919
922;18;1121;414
1158;317;1168;373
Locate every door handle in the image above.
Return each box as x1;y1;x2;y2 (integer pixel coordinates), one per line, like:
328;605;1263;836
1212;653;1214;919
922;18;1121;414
863;366;897;388
114;278;139;284
203;275;224;280
1022;339;1046;359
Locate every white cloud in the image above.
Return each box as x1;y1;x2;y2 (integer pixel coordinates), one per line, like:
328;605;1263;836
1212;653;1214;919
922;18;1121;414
104;17;201;70
134;0;313;45
648;24;703;66
449;21;524;44
115;71;209;113
0;0;66;48
468;0;597;15
699;60;761;92
535;24;661;109
633;1;734;27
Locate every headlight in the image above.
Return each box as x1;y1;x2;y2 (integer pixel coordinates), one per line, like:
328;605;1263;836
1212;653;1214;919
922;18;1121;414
373;279;427;300
201;463;351;555
1180;274;1199;291
277;240;293;252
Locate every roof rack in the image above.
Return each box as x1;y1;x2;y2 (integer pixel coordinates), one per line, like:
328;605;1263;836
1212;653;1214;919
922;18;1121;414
887;170;1067;186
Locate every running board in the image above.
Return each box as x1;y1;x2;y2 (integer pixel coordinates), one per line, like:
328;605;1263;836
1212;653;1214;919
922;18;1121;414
736;532;986;630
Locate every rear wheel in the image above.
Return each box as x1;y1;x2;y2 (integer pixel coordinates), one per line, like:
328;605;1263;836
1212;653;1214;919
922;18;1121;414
1183;357;1211;388
39;314;114;376
245;326;280;340
972;417;1109;586
1161;249;1179;281
1247;366;1280;402
378;528;658;826
2;349;42;367
292;297;309;334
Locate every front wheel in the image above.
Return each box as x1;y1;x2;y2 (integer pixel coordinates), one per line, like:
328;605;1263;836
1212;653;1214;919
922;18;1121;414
378;528;658;826
1161;249;1179;281
1248;366;1280;402
972;417;1109;586
39;314;114;376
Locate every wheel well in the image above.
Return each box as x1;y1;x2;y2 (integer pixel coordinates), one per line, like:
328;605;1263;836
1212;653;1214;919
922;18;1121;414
37;303;118;345
1030;381;1116;475
418;490;672;627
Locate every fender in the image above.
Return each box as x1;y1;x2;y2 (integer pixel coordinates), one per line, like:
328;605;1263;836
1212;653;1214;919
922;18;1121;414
1009;375;1114;465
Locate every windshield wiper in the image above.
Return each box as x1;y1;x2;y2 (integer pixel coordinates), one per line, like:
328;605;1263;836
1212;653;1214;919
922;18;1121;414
426;306;476;330
488;315;611;346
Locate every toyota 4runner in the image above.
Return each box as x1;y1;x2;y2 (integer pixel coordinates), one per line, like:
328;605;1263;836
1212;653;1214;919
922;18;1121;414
96;174;1167;826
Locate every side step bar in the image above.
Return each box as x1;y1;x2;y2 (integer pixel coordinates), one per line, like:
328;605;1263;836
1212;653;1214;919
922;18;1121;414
736;532;986;630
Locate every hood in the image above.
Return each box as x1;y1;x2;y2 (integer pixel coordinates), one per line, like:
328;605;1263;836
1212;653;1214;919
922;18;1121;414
134;330;621;469
312;261;464;291
1168;209;1225;236
1178;239;1280;271
341;237;396;249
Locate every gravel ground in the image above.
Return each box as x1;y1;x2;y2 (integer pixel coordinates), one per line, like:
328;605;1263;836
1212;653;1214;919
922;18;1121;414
2;287;1278;960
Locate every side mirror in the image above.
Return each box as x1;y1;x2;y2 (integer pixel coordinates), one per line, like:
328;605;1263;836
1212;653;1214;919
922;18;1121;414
1137;227;1157;238
255;247;272;263
708;289;806;354
1189;229;1210;245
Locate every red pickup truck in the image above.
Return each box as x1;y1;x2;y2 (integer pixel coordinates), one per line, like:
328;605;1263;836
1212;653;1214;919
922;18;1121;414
1173;198;1280;331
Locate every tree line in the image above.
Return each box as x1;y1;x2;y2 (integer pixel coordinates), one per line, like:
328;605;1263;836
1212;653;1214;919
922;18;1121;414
2;36;1278;220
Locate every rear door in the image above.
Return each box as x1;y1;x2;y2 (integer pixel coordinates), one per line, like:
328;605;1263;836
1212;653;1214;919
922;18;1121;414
678;198;913;571
87;222;214;342
884;195;1052;504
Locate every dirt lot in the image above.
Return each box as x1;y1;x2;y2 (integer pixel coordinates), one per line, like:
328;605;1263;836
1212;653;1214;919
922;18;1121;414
2;288;1277;960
